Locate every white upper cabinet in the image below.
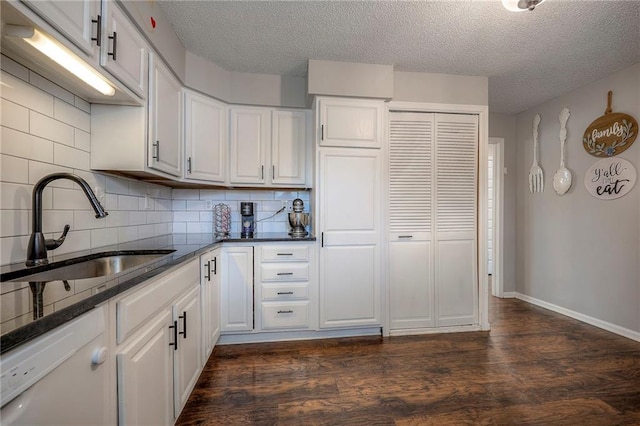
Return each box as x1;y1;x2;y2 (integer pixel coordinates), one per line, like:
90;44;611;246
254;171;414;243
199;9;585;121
148;53;182;177
100;0;148;98
184;90;227;184
271;110;307;186
230;107;309;187
229;107;270;185
318;97;384;148
23;0;101;57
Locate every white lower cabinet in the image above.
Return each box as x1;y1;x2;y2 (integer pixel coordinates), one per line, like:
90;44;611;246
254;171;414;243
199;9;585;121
201;247;221;360
220;246;254;333
257;243;315;331
114;259;201;424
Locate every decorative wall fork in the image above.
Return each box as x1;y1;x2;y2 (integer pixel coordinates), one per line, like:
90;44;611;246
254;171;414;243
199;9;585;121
529;113;544;193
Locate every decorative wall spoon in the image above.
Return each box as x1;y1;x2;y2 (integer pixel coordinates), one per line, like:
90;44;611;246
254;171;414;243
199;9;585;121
553;107;572;195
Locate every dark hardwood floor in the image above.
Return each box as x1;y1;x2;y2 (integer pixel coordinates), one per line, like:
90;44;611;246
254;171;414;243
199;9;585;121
177;295;640;425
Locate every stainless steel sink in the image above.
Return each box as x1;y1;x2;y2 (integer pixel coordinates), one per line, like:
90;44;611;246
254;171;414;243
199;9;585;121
6;250;176;283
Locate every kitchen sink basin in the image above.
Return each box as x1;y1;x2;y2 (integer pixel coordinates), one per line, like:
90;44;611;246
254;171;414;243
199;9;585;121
5;250;176;282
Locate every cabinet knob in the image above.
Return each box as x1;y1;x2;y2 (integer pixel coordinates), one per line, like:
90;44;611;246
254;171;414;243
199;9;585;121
91;347;108;365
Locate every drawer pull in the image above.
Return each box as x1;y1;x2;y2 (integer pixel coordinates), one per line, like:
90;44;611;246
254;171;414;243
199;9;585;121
277;253;293;256
179;311;187;339
169;320;178;351
277;310;294;314
277;291;294;295
277;272;294;276
398;235;413;239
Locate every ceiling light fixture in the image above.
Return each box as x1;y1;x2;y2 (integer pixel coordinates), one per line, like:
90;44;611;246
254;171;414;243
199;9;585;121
3;25;115;96
501;0;546;12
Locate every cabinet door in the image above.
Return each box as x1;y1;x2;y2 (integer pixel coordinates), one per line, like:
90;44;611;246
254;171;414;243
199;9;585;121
229;107;269;184
388;112;435;330
201;249;220;360
148;54;182;177
24;0;100;57
318;98;384;148
221;246;254;332
173;285;202;419
271;110;307;185
319;149;382;328
184;91;227;183
434;113;478;327
117;309;173;426
101;1;147;97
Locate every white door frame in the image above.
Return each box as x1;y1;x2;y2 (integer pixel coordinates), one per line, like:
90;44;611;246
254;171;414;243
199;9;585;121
488;137;504;298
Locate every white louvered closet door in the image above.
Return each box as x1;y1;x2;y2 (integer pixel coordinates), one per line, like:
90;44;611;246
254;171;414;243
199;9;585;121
434;113;479;327
388;112;435;329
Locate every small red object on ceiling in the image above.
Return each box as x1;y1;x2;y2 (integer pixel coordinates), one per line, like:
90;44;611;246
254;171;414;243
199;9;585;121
150;17;156;29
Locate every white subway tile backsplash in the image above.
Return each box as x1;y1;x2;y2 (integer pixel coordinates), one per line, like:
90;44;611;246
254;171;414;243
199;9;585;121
187;200;205;211
42;210;74;234
173;222;187;233
1;286;31;323
146;211;162;224
0;71;54;116
155;222;170;235
118;226;138;243
105;210;129;228
128;181;147;197
274;191;298;200
1;235;29;265
172;200;186;211
74;96;91;114
199;189;226;200
139;196;154;210
1;99;29;132
73;210;104;231
104;193;118;210
53;143;90;170
53;98;90;132
225;190;252;201
30;111;74;146
29;161;74;188
91;228;118;248
250;191;275;201
51;230;91;257
1;155;29;184
29;72;75;105
1;127;54;163
118;195;139;211
173;189;200;200
74;129;91;152
105;176;130;195
1;182;32;210
0;55;29;81
138;224;155;239
129;211;147;226
52;187;94;210
262;200;284;211
0;210;29;237
174;211;200;222
200;211;213;222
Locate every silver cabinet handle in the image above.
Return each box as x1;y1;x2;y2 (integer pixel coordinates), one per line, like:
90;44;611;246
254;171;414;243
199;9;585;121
277;291;294;295
277;253;293;256
108;31;117;60
187;157;192;173
261;165;264;180
152;141;160;160
272;165;275;179
91;15;102;46
277;272;293;276
277;310;293;314
398;235;413;239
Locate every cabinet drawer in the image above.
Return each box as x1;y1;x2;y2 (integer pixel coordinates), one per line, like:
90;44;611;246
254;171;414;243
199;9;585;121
261;302;309;330
116;260;199;344
262;283;309;301
261;246;310;262
261;263;309;282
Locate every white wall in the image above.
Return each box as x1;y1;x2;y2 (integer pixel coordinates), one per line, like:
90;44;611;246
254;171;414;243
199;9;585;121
515;62;640;334
489;113;517;292
394;71;488;106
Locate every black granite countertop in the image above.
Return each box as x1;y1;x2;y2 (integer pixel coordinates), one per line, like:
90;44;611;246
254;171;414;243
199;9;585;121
0;232;315;354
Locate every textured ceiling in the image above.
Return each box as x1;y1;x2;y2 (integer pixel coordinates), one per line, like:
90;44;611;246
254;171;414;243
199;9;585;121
157;0;640;114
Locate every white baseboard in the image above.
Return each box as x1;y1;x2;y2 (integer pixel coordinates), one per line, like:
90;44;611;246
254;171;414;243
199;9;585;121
389;324;482;337
501;292;517;298
218;327;382;345
515;292;640;343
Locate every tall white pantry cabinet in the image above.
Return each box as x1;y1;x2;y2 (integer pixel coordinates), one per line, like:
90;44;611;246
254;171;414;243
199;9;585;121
388;111;479;332
315;97;384;329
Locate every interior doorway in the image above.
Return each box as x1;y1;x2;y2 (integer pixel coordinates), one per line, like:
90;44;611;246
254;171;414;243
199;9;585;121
488;138;504;298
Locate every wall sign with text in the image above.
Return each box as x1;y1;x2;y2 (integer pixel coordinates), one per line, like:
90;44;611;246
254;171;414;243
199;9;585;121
583;91;637;157
584;157;636;200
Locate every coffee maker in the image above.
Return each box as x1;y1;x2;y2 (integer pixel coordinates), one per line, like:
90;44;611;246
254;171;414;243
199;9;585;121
240;202;255;237
288;199;310;237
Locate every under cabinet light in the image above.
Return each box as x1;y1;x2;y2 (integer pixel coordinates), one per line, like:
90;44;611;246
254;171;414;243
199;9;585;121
3;25;115;96
501;0;546;12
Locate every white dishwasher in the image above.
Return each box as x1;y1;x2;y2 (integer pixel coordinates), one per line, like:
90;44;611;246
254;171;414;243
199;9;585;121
1;306;111;425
